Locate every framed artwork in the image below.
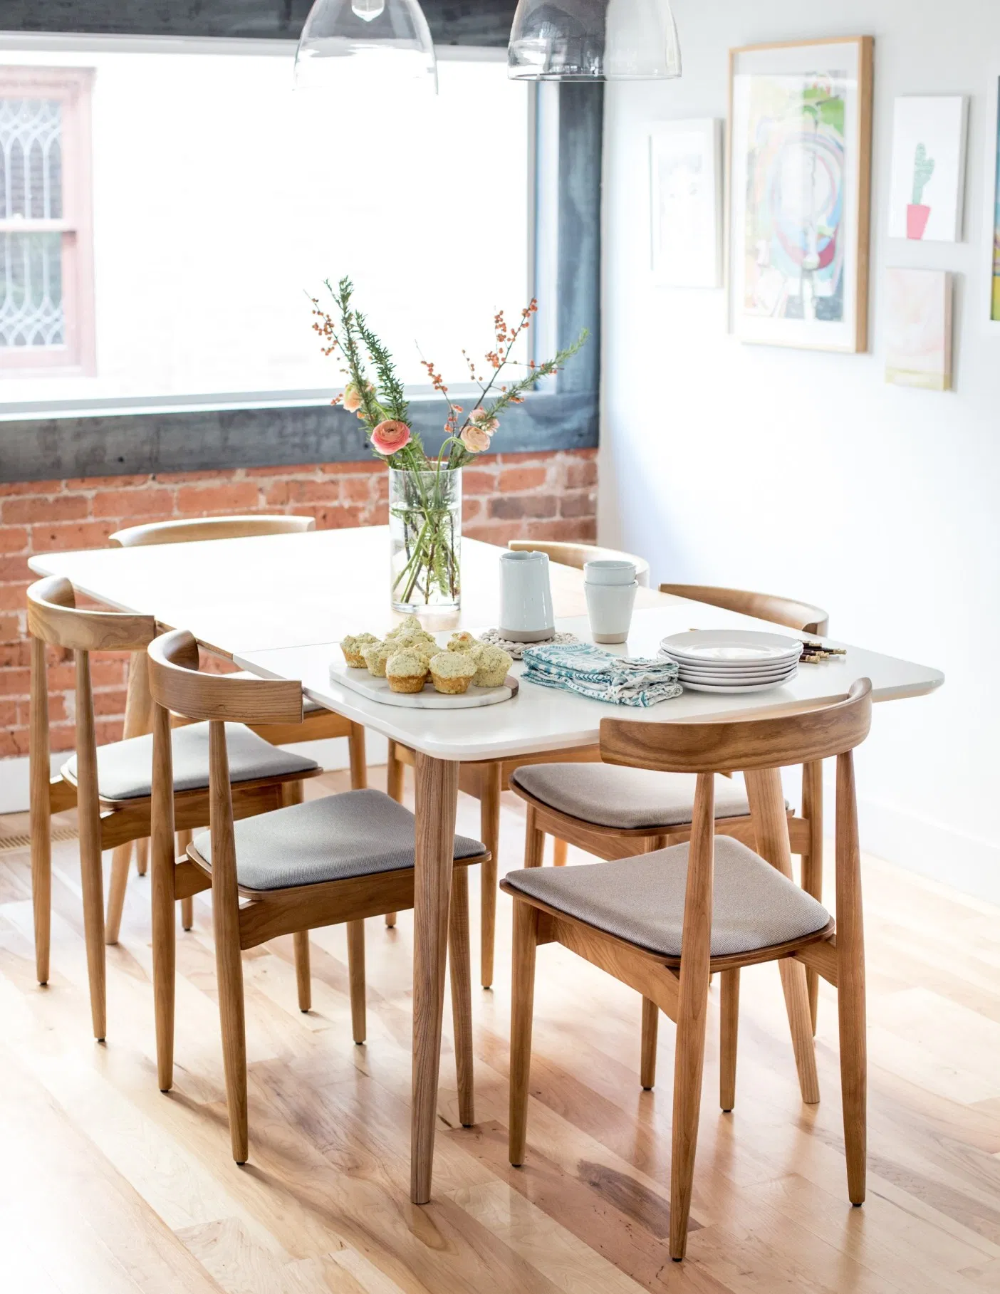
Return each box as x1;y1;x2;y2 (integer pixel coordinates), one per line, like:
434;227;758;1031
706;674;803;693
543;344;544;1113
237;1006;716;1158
649;119;722;288
728;37;874;352
884;268;952;391
887;96;968;242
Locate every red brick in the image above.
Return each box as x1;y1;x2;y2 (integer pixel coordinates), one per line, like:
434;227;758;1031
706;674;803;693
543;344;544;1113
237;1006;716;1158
154;469;233;484
46;663;77;691
174;483;260;514
463;469;498;496
489;495;557;521
0;666;30;696
0;526;28;552
49;724;76;753
463;498;483;522
91;487;175;519
4;494;88;524
92;687;128;716
0;635;28;661
318;461;380;476
1;478;65;495
94;718;124;746
321;506;365;530
522;518;597;543
0;699;16;727
499;466;547;494
564;458;598;489
0;581;30;611
246;463;322;478
264;480;337;507
90;659;129;688
560;490;597;518
340;477;374;505
463;522;528;547
64;474;149;490
31;521;116;552
0;554;33;582
366;501;389;526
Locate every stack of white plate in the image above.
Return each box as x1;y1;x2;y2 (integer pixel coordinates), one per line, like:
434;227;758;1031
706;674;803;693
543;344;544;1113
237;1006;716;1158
658;630;803;694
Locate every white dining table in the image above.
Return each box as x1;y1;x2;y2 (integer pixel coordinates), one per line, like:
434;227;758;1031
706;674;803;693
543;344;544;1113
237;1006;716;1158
29;525;944;1204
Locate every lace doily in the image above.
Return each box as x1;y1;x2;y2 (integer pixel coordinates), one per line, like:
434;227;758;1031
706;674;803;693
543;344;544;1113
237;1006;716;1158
478;629;579;660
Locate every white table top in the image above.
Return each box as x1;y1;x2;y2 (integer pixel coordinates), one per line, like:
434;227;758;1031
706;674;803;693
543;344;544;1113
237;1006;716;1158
235;608;943;762
29;525;943;762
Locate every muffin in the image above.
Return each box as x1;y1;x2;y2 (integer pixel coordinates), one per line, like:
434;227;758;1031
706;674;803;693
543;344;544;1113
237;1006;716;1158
429;651;478;696
447;631;480;654
362;640;393;677
473;644;513;689
386;615;423;640
341;633;380;668
385;649;430;694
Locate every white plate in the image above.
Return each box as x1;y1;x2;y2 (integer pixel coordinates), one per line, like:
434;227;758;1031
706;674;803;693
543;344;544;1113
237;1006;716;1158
660;630;803;665
677;666;799;685
662;652;800;677
681;671;799;695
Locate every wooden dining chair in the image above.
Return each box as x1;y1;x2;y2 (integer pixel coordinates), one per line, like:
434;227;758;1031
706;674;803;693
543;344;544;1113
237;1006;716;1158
504;680;872;1261
384;539;651;990
146;628;488;1164
105;513;368;942
26;577;323;1042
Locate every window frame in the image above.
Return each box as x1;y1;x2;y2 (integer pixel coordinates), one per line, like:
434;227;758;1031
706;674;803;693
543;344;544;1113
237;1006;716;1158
0;65;96;376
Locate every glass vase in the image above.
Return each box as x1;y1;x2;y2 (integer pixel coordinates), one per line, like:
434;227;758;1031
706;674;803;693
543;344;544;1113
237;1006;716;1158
389;467;462;613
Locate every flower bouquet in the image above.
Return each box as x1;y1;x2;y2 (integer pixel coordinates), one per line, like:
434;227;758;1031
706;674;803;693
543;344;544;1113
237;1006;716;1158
311;277;587;612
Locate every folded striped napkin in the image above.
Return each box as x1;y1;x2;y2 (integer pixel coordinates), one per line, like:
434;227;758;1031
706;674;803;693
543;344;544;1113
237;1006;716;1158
522;642;682;707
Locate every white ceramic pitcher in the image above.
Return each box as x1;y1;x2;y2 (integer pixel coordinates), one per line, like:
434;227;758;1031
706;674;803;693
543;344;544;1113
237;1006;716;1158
499;550;555;642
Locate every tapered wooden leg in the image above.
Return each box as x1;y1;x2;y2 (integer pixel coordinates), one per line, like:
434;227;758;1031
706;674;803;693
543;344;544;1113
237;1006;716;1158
552;838;568;866
746;767;820;1105
509;897;539;1166
294;930;312;1013
29;636;52;986
836;751;867;1205
385;741;405;929
670;773;715;1262
74;650;106;1042
479;762;502;989
105;651;154;940
177;829;194;930
150;704;177;1091
640;997;659;1090
524;805;545;870
720;968;740;1112
348;722;368;789
449;866;474;1126
105;843;133;945
801;760;824;1034
410;752;459;1204
346;921;365;1042
136;837;149;876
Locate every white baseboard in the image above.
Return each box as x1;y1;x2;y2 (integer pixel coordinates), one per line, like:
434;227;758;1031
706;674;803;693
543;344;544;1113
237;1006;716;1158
0;730;391;815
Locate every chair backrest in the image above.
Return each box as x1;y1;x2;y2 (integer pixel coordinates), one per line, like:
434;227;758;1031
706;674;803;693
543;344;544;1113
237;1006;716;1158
509;540;651;588
600;679;872;775
659;583;829;637
109;514;316;548
27;575;157;652
147;629;303;726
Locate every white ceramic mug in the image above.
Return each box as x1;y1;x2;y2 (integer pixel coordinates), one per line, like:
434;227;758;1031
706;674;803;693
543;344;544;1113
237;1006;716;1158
499;550;555;642
583;559;637;587
585;580;638;644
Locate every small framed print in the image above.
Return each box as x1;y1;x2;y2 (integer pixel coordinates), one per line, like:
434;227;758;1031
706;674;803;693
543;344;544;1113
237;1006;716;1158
649;118;722;289
728;36;874;352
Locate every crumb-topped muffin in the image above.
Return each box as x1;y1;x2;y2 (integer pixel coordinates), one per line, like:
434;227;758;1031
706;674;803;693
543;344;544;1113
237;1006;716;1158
385;649;429;694
447;631;480;654
362;640;393;677
473;644;513;688
341;633;380;668
429;651;478;695
386;615;423;640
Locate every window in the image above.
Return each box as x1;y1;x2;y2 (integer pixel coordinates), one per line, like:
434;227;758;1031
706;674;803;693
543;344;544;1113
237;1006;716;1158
0;66;94;374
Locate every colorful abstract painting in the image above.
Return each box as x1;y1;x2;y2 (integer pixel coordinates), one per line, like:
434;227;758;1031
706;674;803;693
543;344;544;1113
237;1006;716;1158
729;39;872;352
885;268;952;391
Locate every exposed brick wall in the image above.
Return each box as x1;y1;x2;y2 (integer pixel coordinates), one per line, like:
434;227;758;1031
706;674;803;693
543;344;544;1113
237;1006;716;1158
0;449;597;758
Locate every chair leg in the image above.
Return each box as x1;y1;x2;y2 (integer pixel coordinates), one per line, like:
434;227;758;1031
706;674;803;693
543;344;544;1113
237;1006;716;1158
836;751;867;1205
74;677;107;1041
640;997;658;1090
348;722;368;789
509;897;539;1166
346;920;366;1043
479;762;502;989
720;968;740;1112
105;843;132;945
801;760;824;1035
552;838;568;866
294;930;312;1013
150;705;177;1091
385;741;404;928
177;829;194;930
214;895;249;1164
29;637;52;987
136;837;149;876
449;866;475;1126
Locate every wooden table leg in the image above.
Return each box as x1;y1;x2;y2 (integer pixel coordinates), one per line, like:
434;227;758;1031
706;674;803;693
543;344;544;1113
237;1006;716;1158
411;751;460;1204
745;767;820;1105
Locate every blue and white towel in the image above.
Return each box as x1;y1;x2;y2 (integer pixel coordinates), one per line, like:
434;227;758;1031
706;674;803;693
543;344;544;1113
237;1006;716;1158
522;642;682;707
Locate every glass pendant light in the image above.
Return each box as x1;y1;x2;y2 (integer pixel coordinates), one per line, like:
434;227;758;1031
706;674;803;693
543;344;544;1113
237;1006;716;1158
294;0;437;90
508;0;681;81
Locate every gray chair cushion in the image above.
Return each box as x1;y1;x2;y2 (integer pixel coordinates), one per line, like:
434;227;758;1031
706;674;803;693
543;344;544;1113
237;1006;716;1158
62;722;320;802
511;764;753;830
190;789;486;892
504;837;830;959
228;671;322;713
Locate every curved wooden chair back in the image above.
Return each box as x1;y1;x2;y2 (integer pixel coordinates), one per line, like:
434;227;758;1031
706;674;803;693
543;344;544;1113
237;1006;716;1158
148;629;303;727
509;540;651;588
109;514;316;548
659;583;829;637
27;575;157;652
601;680;872;776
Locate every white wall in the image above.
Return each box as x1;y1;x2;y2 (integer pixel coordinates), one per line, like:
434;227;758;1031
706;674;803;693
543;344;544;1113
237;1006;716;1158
600;1;1000;902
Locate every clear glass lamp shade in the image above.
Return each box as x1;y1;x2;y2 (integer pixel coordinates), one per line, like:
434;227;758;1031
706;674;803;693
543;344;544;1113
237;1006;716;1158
508;0;681;81
294;0;437;90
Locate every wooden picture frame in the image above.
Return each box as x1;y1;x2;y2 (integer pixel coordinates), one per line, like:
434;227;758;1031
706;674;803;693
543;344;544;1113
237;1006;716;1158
727;36;874;353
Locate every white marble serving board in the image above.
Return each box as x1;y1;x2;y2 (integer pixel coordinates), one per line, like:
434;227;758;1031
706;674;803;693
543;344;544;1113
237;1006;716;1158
330;658;518;709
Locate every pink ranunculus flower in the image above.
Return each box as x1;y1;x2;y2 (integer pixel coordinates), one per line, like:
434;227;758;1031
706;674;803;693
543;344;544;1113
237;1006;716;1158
461;424;492;453
371;419;412;455
342;382;364;412
469;406;499;435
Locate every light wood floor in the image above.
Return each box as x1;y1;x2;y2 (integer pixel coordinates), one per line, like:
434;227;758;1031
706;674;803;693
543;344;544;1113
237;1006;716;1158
1;767;999;1294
